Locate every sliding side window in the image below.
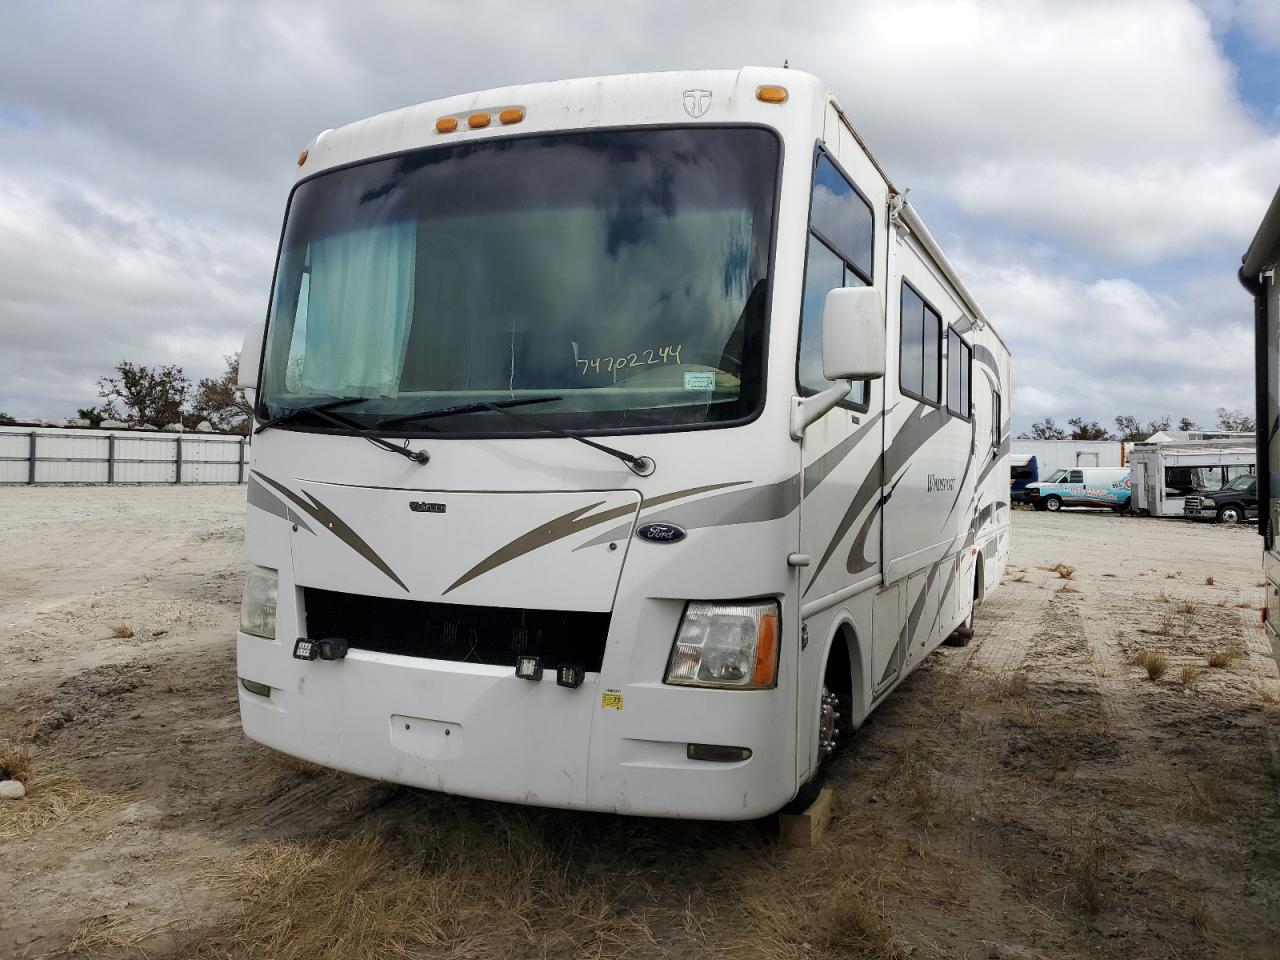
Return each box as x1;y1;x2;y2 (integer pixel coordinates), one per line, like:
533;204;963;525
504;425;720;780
797;150;875;410
947;326;971;419
899;281;941;404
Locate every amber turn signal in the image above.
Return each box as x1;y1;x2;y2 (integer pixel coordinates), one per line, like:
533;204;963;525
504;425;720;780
499;107;525;125
756;85;788;104
296;149;308;166
468;113;491;129
436;117;459;133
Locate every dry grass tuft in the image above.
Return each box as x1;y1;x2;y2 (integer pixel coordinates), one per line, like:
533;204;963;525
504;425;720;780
1206;647;1243;669
108;622;135;639
1175;599;1199;617
1057;584;1080;594
0;768;124;841
0;737;32;784
1155;614;1177;636
1177;666;1204;687
69;915;180;954
1204;575;1215;586
198;821;666;960
1126;649;1168;681
986;672;1031;702
1177;776;1233;824
1069;839;1113;916
1155;589;1172;603
1040;563;1075;580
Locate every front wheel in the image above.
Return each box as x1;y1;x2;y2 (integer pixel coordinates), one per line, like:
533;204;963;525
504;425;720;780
1045;495;1063;512
1033;499;1049;512
1218;505;1242;524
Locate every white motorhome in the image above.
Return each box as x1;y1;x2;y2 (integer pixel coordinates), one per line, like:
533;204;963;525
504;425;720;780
234;68;1011;819
1128;440;1255;518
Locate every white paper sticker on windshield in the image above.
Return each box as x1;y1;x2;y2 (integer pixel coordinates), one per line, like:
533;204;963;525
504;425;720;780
683;371;715;391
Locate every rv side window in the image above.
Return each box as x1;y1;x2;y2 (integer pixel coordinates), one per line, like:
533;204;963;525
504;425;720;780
797;150;874;409
992;391;1001;447
946;326;972;419
900;281;941;404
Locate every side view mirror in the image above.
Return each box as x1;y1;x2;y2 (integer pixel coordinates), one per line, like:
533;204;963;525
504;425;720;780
238;319;265;405
822;286;886;382
790;286;886;439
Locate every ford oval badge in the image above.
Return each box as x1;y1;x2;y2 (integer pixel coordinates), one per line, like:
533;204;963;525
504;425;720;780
636;522;686;544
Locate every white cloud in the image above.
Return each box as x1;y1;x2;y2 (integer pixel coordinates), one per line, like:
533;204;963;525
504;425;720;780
0;0;1274;421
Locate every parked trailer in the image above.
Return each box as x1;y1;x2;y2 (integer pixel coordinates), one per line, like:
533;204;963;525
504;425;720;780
1128;440;1255;518
1241;181;1280;671
234;68;1012;819
1010;439;1128;479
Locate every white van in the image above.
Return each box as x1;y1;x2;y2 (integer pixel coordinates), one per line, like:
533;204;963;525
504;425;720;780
234;68;1011;819
1026;467;1132;512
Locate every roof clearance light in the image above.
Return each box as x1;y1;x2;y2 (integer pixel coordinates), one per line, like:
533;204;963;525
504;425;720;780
296;149;309;166
436;117;459;133
756;85;788;104
468;112;491;129
499;107;525;125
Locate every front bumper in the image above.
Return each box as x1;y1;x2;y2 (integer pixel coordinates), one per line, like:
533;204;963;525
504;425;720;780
236;631;797;820
1183;504;1216;520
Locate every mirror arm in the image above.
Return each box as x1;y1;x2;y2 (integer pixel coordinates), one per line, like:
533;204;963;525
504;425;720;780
790;381;853;441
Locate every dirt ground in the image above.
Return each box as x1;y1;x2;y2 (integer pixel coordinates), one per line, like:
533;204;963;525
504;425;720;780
1;487;1277;960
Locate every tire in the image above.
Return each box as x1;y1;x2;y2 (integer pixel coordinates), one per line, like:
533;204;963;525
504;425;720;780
1217;505;1242;524
944;615;974;647
1033;500;1049;512
1045;495;1063;512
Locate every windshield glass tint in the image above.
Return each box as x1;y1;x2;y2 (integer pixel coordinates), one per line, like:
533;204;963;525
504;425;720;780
260;128;780;434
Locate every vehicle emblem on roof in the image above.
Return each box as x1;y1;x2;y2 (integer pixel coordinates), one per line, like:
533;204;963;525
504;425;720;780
682;89;712;119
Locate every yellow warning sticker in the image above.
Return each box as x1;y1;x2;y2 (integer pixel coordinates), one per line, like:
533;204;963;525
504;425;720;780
601;690;624;711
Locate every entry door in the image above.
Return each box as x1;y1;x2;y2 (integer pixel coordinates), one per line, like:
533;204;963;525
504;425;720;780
1063;468;1086;504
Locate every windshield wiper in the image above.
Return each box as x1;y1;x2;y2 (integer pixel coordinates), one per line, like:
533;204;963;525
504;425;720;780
380;396;654;476
377;395;563;428
256;398;429;465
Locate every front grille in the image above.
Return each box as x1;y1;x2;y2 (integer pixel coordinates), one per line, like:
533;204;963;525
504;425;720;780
302;588;610;671
1184;497;1202;512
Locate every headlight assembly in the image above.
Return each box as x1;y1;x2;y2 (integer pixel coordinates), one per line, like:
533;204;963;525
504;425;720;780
239;565;278;639
664;599;780;689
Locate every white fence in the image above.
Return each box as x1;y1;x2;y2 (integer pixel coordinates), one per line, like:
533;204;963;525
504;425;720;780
0;426;249;485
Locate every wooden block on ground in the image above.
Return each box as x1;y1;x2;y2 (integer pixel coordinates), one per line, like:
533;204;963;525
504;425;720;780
777;787;833;847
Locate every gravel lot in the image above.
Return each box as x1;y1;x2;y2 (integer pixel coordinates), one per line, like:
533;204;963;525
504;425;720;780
1;487;1277;959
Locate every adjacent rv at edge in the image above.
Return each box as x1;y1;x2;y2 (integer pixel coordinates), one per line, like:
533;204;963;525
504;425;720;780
234;68;1012;819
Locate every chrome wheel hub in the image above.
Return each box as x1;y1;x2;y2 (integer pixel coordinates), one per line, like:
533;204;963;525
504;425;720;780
819;687;841;757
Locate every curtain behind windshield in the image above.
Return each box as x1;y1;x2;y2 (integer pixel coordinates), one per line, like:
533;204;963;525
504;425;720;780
292;222;417;397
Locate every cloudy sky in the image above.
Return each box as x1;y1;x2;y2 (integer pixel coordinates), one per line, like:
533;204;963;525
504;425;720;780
1;0;1277;432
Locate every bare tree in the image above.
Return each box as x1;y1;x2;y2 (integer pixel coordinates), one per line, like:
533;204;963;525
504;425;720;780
1176;416;1199;431
1216;407;1255;432
1113;414;1145;441
1068;417;1111;440
191;353;253;435
98;361;192;428
1022;417;1066;440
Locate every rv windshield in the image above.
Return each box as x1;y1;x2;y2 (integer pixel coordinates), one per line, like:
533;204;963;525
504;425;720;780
259;127;780;435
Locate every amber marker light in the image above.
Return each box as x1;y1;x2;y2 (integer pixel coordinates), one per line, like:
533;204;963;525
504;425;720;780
751;608;780;686
296;149;308;166
499;107;525;125
756;85;788;104
468;112;491;128
436;117;459;133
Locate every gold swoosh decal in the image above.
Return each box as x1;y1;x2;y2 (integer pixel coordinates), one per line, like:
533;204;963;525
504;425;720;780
444;500;635;595
254;473;409;592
